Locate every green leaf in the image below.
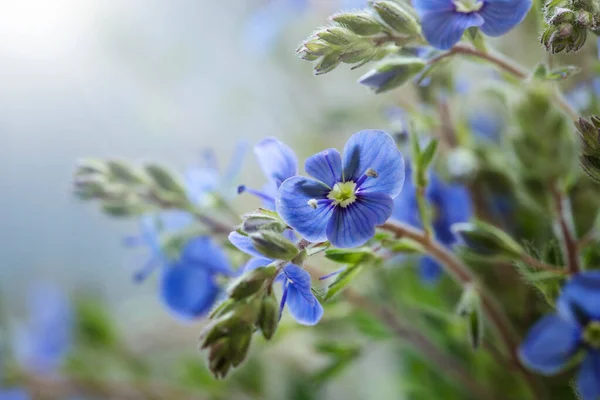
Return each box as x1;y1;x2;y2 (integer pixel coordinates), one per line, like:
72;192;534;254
324;264;363;301
325;247;374;264
382;238;424;254
351;310;394;340
546;66;581;81
418;139;438;170
75;299;118;349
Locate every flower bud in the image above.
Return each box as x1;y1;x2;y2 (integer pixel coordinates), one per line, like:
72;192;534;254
358;57;426;93
251;231;299;261
452;221;523;260
228;266;277;300
106;160;145;184
73;175;108;200
257;294;279;340
229;327;253;368
242;215;287;234
301;39;331;56
575;116;600;156
331;12;383;36
144;164;187;196
75;159;108;177
314;52;342;75
456;285;483;350
371;1;420;36
101;199;146;218
317;27;357;46
339;42;376;64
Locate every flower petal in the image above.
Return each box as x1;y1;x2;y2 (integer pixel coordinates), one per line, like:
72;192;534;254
518;315;581;375
418;10;484;50
557;271;600;324
428;173;472;246
391;163;421;227
182;237;232;275
243;257;274;273
228;232;264;258
305;148;343;188
577;351;600;400
413;0;455;12
276;176;333;242
0;388;30;400
254;137;298;187
342;130;405;198
326;192;394;248
160;263;219;320
283;265;323;325
479;0;532;37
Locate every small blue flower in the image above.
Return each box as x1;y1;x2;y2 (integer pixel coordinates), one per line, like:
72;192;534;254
392;163;472;283
414;0;532;50
239;137;298;210
0;388;30;400
14;285;72;375
519;271;600;400
160;237;233;320
229;232;323;325
277;130;405;248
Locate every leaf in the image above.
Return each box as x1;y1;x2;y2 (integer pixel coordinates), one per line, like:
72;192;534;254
75;299;118;349
418;139;438;170
382;238;424;254
324;264;363;301
351;310;394;340
325;247;374;264
546;66;581;81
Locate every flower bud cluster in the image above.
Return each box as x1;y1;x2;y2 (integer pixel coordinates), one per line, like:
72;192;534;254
541;0;600;53
296;2;422;75
73;159;189;217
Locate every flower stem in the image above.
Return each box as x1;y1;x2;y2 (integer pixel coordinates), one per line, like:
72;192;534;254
379;220;546;398
550;183;580;275
520;252;568;275
427;44;580;121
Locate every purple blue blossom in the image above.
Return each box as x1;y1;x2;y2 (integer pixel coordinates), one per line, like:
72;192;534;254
277;130;405;248
392;163;472;283
229;232;323;325
14;285;72;375
160;236;233;320
0;388;29;400
413;0;532;50
519;271;600;400
239;137;298;210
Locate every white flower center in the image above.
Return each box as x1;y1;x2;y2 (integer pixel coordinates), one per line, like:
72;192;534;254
327;181;357;208
453;0;483;12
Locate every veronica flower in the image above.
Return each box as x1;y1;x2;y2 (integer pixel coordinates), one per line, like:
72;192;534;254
238;137;298;210
392;163;472;283
14;285;72;375
229;232;323;325
160;236;233;320
519;271;600;400
277;130;405;248
413;0;532;50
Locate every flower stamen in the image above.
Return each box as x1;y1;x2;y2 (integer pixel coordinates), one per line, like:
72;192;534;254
584;321;600;349
328;181;357;208
453;0;484;13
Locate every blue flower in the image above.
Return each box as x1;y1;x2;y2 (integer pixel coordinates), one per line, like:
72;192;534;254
160;236;233;320
277;130;405;248
229;232;323;325
238;137;298;210
392;163;472;283
14;285;72;375
0;388;30;400
414;0;532;50
519;271;600;400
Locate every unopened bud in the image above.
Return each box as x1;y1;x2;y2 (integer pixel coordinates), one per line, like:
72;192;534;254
228;266;277;300
317;27;356;46
358;57;426;93
452;221;523;260
145;164;187;196
251;231;299;261
258;294;279;340
314;53;342;75
371;1;420;36
106;160;144;184
331;12;383;36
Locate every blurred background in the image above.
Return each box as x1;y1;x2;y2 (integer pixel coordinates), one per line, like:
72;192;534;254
0;1;593;399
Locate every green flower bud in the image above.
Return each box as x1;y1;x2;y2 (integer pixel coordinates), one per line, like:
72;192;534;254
228;266;277;300
242;215;287;234
251;231;299;261
258;294;279;340
144;164;187;197
74;159;108;177
317;27;356;46
303;39;331;56
230;328;253;368
106;160;145;184
452;221;523;260
73;176;107;200
314;52;342;75
580;154;600;184
101;199;146;217
331;12;383;36
456;285;483;350
339;41;376;64
575;116;600;156
371;1;420;36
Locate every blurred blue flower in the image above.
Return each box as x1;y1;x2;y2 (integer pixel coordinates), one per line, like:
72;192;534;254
413;0;532;50
239;137;298;210
185;143;248;207
229;232;323;325
392;163;472;283
519;271;600;400
277;130;405;248
160;237;233;320
565;79;600;112
0;388;29;400
14;285;72;375
469;111;505;144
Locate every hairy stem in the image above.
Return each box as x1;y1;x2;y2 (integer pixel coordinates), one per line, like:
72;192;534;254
550;184;580;275
520;252;567;275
